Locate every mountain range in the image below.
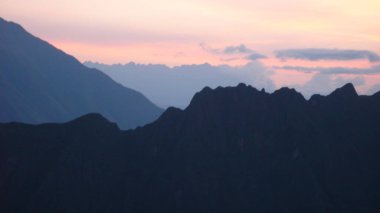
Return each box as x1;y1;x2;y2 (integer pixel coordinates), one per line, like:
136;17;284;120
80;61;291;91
0;18;162;129
1;83;379;212
84;61;275;108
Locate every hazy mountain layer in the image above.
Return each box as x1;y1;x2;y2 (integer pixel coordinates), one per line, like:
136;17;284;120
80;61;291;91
84;61;275;108
0;18;163;129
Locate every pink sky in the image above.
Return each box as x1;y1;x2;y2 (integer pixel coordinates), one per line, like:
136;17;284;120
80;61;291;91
1;0;380;92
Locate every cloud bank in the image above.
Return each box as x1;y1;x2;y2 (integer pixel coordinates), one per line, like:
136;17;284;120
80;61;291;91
276;48;380;62
275;65;380;75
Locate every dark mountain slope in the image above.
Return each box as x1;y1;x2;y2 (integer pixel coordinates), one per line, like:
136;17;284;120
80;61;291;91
0;114;130;212
0;18;162;129
1;83;380;212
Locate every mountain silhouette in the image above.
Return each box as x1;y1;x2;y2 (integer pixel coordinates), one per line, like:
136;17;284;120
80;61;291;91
1;83;379;212
0;18;162;129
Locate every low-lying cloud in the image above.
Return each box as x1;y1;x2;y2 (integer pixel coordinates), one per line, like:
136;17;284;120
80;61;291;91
290;73;365;98
368;84;380;95
276;48;380;62
275;65;380;75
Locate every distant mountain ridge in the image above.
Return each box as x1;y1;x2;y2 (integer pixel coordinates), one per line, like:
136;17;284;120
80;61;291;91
1;83;379;212
0;18;163;129
84;61;275;108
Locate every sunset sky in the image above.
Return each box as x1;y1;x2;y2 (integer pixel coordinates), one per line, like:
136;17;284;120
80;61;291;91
1;0;380;93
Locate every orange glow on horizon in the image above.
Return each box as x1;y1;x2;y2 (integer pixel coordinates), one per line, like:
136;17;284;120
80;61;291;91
1;0;380;92
48;39;252;66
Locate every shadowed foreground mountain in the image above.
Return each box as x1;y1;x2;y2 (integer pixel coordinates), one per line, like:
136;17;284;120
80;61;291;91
1;83;380;212
0;18;162;129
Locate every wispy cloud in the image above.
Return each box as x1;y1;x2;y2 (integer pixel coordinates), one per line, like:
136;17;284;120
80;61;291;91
246;53;267;61
199;42;220;54
223;44;253;54
199;42;266;61
276;48;380;62
274;65;380;75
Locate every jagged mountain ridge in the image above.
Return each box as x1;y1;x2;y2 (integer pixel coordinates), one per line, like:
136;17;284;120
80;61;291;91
1;83;380;212
0;18;163;129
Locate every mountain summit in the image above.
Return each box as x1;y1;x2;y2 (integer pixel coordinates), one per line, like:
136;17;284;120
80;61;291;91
329;82;358;98
0;18;162;129
1;83;379;212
